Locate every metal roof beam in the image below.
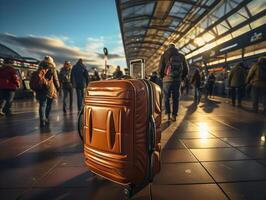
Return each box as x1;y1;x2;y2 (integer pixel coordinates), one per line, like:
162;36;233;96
121;0;211;10
121;0;154;10
124;25;179;33
123;14;185;23
125;34;167;40
125;40;163;46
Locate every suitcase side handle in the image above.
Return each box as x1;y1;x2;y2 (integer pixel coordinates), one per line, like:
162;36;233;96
149;115;156;151
142;79;156;183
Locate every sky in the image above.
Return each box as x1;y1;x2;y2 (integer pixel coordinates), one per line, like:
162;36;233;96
0;0;126;72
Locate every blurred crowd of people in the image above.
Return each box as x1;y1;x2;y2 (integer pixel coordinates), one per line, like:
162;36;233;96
0;48;265;127
0;56;126;127
151;44;266;119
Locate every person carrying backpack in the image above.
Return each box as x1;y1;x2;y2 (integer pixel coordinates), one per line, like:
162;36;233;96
30;56;60;127
0;58;20;116
159;43;189;121
246;57;266;113
59;61;73;113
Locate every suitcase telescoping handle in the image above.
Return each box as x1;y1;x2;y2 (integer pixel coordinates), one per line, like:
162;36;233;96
129;59;145;79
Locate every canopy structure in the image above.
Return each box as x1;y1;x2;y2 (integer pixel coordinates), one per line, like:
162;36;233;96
116;0;266;74
0;43;22;59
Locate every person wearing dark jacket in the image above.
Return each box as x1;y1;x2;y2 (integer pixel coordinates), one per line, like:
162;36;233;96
246;57;266;113
59;61;73;113
93;69;100;81
36;56;60;127
191;67;201;104
206;73;216;98
150;71;162;87
71;59;89;112
113;65;123;79
228;62;247;107
159;43;189;121
0;58;20;116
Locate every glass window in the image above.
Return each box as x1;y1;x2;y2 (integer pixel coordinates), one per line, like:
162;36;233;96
195;26;205;35
202;32;215;42
195;7;205;17
237;8;249;19
163;32;171;38
124;19;149;29
127;43;141;48
227;12;246;27
250;15;266;29
187;43;196;51
231;25;251;38
122;2;155;19
213;3;226;19
188;32;196;40
170;19;180;28
125;30;145;37
247;0;266;16
181;47;190;54
220;20;231;30
194;37;205;46
169;2;192;18
227;0;242;10
200;19;208;29
206;0;215;6
179;49;186;54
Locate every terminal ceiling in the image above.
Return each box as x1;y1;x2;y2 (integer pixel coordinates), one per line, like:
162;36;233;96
116;0;266;73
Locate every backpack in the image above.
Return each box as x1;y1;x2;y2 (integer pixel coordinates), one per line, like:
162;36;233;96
60;69;71;83
164;54;183;80
29;68;49;91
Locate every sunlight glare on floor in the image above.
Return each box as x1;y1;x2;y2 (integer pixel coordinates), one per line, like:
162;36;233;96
198;122;209;139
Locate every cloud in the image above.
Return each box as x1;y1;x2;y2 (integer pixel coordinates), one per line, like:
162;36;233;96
0;33;126;71
86;36;105;52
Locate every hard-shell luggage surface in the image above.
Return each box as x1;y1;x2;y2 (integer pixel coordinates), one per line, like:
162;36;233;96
82;79;161;197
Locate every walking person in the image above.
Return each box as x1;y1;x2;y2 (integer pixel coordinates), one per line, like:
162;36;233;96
206;73;216;98
191;67;201;104
150;71;162;87
0;58;20;116
93;68;100;81
59;61;73;113
182;76;190;95
159;43;189;121
71;59;89;112
33;56;60;127
113;65;124;79
228;62;247;107
246;57;266;113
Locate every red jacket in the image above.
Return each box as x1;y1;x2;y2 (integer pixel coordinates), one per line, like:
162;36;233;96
0;64;20;90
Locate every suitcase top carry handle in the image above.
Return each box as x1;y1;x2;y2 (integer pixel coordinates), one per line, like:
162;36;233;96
129;59;145;79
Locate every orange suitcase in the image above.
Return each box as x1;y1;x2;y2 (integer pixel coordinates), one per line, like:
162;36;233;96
81;79;161;198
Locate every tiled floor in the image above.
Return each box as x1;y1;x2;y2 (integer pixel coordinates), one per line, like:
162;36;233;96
0;96;265;200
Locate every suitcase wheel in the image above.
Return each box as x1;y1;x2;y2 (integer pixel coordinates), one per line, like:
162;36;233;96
123;185;134;199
